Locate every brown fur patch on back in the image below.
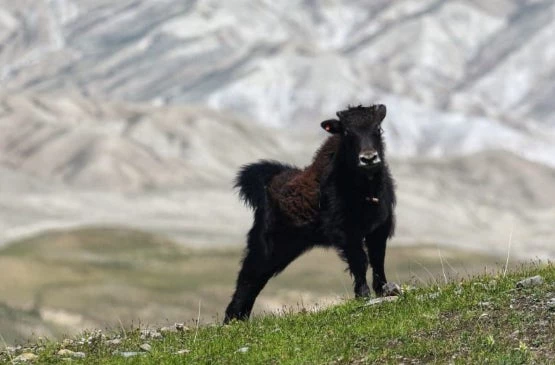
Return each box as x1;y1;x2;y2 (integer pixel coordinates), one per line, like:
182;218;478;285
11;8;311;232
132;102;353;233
268;136;340;226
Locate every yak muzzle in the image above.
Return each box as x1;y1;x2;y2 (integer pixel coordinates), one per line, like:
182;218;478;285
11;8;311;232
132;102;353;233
358;151;381;167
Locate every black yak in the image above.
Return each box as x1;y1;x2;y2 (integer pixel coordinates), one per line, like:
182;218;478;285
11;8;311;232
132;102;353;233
224;104;397;323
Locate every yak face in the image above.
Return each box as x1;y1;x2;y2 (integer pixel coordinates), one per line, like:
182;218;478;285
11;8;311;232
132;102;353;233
321;104;387;175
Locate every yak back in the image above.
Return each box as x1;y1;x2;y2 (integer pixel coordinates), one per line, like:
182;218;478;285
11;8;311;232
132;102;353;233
268;136;340;226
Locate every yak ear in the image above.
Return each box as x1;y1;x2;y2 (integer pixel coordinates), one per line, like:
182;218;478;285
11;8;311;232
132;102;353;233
321;119;343;134
373;104;387;123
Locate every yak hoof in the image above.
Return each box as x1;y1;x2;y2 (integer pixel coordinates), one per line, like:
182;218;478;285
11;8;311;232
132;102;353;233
355;284;371;298
382;282;402;296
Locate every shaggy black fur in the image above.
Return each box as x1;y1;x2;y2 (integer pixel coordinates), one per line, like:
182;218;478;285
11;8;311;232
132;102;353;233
224;104;396;323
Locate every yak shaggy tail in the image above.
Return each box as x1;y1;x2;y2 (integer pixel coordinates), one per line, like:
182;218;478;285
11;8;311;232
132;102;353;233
234;160;291;211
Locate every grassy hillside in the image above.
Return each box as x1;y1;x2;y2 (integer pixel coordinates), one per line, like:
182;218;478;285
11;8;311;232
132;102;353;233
1;264;553;364
0;227;505;345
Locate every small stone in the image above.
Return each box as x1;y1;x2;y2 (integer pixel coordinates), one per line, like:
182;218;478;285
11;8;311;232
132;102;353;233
516;275;544;288
140;330;162;340
479;313;489;319
73;352;86;359
175;323;189;332
547;298;555;309
106;339;122;346
478;301;492;308
140;343;152;352
382;282;402;296
365;296;399;306
237;347;249;353
118;352;145;358
176;349;190;355
160;326;176;334
57;349;74;356
57;349;85;359
151;332;162;339
14;353;39;362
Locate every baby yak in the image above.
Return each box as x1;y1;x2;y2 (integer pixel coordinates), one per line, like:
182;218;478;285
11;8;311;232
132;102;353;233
224;104;397;323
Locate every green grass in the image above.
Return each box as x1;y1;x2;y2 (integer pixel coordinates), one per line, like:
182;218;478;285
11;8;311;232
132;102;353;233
2;263;553;364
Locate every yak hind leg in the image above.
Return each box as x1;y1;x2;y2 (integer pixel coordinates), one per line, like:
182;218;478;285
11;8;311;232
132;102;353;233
224;232;308;323
224;238;273;323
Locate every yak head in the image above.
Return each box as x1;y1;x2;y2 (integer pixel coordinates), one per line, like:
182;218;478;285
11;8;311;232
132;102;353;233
321;104;387;175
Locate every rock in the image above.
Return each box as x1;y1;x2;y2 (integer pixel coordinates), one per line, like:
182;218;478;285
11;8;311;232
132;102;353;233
106;339;122;346
118;352;145;358
73;352;86;359
140;343;152;352
14;353;38;362
237;347;249;353
57;349;74;356
478;301;493;308
160;326;176;334
365;296;399;306
140;330;162;340
57;349;85;359
176;349;190;355
382;282;402;296
516;275;544;288
175;323;189;332
547;298;555;310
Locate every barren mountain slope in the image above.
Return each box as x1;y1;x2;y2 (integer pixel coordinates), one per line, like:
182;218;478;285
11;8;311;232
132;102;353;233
1;0;555;164
0;94;553;259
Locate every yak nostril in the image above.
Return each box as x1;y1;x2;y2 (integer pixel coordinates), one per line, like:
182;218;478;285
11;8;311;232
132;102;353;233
359;153;380;165
359;156;371;165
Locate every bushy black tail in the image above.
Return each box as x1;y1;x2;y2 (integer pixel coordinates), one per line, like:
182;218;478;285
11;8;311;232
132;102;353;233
235;160;291;211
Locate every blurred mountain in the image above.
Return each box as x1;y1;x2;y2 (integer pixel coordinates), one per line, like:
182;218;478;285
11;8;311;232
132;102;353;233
1;0;555;165
0;1;554;259
0;93;553;260
0;93;316;191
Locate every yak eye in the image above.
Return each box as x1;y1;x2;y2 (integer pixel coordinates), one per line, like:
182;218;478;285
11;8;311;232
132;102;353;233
343;130;349;136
